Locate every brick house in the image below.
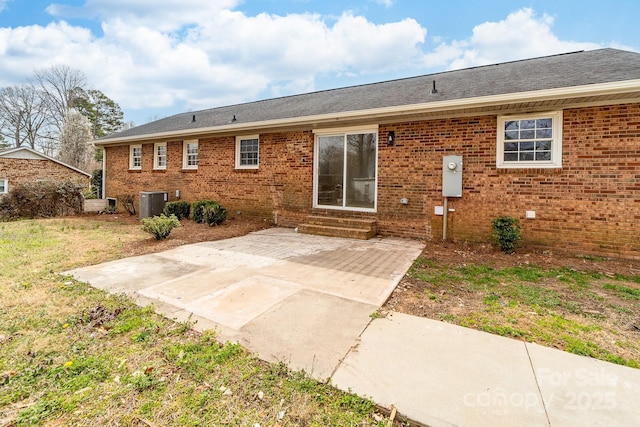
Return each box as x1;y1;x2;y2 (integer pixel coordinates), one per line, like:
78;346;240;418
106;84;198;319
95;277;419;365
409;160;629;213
0;147;91;194
97;48;640;259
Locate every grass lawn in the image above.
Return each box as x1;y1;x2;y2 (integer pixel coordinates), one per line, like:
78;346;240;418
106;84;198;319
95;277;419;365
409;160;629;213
0;217;393;426
385;242;640;369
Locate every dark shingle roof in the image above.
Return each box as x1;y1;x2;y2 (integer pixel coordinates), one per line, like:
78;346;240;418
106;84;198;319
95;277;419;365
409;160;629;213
102;48;640;141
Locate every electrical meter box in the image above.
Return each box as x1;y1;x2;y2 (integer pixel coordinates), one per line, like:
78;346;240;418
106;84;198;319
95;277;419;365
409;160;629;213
442;155;463;197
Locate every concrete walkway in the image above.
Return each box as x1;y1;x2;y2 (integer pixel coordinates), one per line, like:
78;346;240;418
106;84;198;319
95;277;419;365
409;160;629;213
66;228;640;427
332;312;640;427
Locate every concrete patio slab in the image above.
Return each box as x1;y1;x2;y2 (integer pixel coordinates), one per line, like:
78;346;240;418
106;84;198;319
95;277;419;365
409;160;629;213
240;289;377;379
331;312;549;427
66;227;424;382
67;253;202;295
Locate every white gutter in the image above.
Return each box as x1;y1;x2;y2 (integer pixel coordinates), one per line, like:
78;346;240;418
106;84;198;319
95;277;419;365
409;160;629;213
97;79;640;145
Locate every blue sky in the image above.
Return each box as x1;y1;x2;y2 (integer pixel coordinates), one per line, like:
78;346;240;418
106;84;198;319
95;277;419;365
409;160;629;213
1;0;638;126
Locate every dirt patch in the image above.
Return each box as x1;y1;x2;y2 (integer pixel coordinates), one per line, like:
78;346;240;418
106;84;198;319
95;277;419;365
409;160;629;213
75;213;273;257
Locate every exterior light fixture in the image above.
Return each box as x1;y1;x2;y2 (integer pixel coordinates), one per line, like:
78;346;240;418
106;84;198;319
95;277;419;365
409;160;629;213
387;130;395;146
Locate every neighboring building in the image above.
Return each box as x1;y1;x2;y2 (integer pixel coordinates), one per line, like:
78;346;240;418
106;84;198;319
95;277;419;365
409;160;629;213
96;48;640;259
0;147;91;194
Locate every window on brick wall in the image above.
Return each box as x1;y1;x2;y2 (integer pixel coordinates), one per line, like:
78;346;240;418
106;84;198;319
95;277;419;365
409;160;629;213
183;140;198;169
154;142;167;170
235;135;259;169
0;178;8;194
497;111;563;168
129;144;142;170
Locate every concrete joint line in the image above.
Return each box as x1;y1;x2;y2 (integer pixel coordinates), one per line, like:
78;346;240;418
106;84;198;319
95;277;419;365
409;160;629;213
525;342;551;427
329;311;378;380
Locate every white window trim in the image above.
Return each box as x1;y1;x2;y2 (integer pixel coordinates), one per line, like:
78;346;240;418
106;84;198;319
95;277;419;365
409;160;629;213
129;144;142;170
153;142;167;170
235;135;260;169
497;111;563;169
312;127;378;213
182;139;198;170
0;178;8;194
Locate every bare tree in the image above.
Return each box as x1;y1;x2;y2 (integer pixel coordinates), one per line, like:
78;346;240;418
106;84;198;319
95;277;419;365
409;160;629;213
33;65;87;138
58;109;93;171
0;85;48;149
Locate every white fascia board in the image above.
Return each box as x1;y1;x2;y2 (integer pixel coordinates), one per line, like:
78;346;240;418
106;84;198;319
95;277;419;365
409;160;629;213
96;79;640;146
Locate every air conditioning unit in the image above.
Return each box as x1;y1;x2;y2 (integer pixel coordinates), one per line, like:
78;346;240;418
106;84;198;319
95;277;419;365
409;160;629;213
139;191;168;219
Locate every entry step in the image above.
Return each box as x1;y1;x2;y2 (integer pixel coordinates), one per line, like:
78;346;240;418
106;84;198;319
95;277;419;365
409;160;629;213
298;215;377;240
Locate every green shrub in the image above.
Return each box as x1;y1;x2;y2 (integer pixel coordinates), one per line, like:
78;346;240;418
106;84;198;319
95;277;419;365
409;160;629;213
492;216;522;253
202;202;227;226
163;200;190;220
191;200;226;225
141;214;181;240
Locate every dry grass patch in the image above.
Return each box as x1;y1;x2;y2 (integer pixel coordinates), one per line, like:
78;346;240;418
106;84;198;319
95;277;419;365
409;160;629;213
0;216;401;427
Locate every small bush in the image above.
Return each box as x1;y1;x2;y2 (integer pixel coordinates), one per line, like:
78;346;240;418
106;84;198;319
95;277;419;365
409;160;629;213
492;216;522;253
141;214;181;240
163;200;190;220
116;194;136;215
202;202;227;226
191;200;226;225
0;180;84;220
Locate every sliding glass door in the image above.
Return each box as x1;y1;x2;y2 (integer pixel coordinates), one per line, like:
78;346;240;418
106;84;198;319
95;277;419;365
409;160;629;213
314;130;377;211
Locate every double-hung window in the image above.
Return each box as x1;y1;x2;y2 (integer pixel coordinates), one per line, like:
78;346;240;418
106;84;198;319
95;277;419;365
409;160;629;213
129;144;142;170
183;140;198;169
497;112;563;168
154;142;167;170
0;178;8;194
236;135;259;169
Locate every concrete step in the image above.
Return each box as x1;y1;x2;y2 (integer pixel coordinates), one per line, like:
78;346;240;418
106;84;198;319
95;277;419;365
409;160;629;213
304;215;377;229
298;215;378;240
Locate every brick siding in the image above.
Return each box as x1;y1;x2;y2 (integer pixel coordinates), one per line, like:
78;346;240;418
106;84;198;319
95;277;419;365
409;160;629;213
0;158;90;190
105;102;640;259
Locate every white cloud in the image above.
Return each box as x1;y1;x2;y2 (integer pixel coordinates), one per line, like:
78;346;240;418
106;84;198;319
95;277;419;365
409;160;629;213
0;4;623;125
0;0;8;13
370;0;394;7
427;8;602;70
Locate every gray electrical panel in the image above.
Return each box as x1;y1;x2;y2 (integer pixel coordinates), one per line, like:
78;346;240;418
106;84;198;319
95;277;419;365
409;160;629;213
139;191;168;219
442;155;463;197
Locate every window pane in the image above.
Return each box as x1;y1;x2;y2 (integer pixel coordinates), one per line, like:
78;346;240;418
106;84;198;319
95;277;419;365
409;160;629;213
536;141;551;150
520;130;535;139
536;151;551;161
536;118;552;128
520;119;536;129
504;121;519;131
317;136;344;206
505;130;519;140
536;129;552;138
504;142;518;151
346;133;376;209
520;152;534;161
240;138;259;166
504;153;518;161
186;143;198;166
520;142;534;151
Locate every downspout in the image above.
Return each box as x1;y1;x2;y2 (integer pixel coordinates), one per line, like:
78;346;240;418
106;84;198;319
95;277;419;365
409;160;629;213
101;148;106;199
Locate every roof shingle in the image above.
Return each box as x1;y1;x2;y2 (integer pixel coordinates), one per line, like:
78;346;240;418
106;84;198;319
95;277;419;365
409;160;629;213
102;48;640;141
